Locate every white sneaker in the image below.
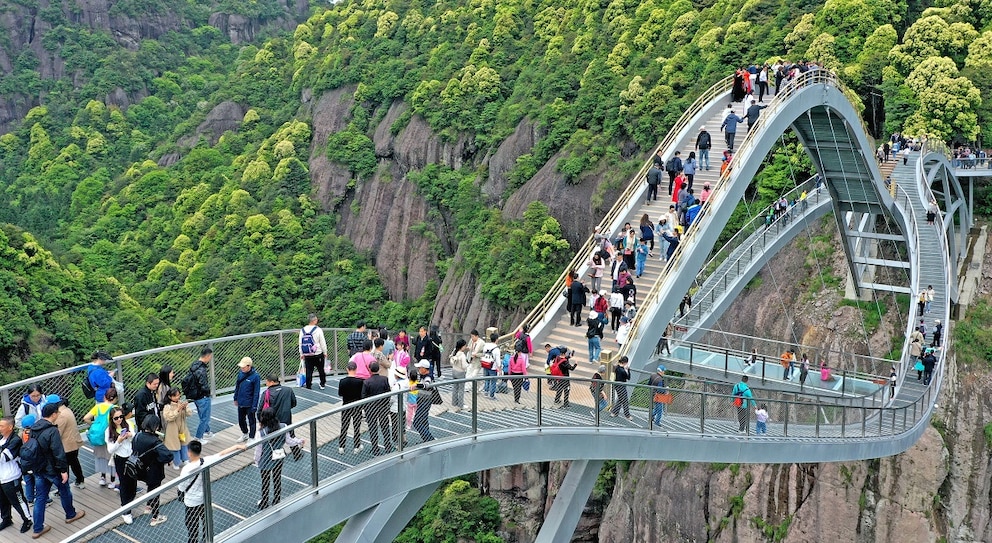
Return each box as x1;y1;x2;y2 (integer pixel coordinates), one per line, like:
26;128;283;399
354;444;363;453
319;384;326;390
203;432;214;439
239;434;250;442
122;514;133;525
338;447;345;454
99;477;107;487
172;464;181;471
150;515;168;527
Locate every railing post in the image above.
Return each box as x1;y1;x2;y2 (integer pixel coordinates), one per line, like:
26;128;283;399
902;407;907;431
310;420;319;488
841;369;847;398
208;342;217;399
0;389;10;421
841;406;846;437
861;407;866;437
471;378;478;434
203;466;215;543
602;350;614;413
689;344;694;371
536;377;543;427
397;395;406;452
723;349;729;377
783;401;789;436
815;403;820;438
761;356;766;384
699;384;706;434
278;332;286;382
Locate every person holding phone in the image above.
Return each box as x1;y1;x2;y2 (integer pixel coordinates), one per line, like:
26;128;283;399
105;407;137;524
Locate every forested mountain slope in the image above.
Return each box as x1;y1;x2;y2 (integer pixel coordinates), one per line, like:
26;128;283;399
0;0;989;371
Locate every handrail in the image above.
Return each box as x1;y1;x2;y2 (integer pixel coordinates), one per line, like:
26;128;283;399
64;371;939;543
497;75;734;347
685;175;821;299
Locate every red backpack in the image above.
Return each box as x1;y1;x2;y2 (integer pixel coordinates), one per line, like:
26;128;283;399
549;357;565;377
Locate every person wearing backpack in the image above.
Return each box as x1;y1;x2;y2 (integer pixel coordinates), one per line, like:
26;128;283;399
513;324;533;368
732;376;755;433
300;314;328;390
83;387;118;489
14;385;47;431
132;414;174;527
86;351;117;409
28;404;86;538
257;374;298;439
480;333;502;399
695;126;712;171
649;365;668;426
185;348;213;443
0;417;32;534
48;395;85;491
586;310;604;364
551;352;576;407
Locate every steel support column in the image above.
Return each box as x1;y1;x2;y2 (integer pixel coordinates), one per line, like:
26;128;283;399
335;482;442;543
534;459;606;543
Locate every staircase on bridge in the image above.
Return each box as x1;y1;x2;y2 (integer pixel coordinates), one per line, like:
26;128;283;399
534;103;742;379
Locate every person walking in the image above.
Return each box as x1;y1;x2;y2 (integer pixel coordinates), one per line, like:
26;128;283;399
234;357;261;442
105;406;138;524
657;322;674;355
187;347;214;443
508;346;528;404
586;310;604;364
251;410;302;512
665;151;683;196
337;362;364;454
610;357;632;420
732;376;755;433
48;395;85;490
922;348;937;386
133;415;173;527
300;314;328;390
362;362;394;454
649;365;668;426
28;404;86;538
0;417;32;534
551;351;577;407
646;162;662;203
744;99;767;132
569;274;589;326
695;126;712;171
480;334;502;399
257;373;298;431
182;439;247;542
162;388;193;470
720;106;744;151
448;340;469;410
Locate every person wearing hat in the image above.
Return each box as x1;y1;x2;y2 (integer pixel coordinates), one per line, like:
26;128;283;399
48;395;85;490
586;310;604;364
17;414;44;508
30;403;86;538
412;361;436;441
0;416;32;533
649;366;668;426
234;357;261;442
615;316;632;349
87;351;117;409
337;362;364;454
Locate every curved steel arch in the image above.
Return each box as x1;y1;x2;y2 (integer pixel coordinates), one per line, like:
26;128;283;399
624;76;905;371
920;150;969;301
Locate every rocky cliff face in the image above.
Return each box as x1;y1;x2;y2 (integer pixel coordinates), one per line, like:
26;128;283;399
0;0;310;134
307;87;625;332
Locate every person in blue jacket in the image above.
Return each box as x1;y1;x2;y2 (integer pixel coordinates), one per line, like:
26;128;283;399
685;199;703;226
87;351;116;408
720;105;745;151
234;357;261;442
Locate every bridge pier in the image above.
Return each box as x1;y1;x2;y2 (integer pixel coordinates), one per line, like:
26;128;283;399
335;482;442;543
534;459;605;543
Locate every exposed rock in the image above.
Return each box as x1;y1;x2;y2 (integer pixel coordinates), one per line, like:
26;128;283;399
431;249;527;334
481;118;540;200
177;101;245;148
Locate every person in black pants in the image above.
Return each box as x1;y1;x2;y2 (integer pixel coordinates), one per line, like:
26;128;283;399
0;417;32;533
552;354;577;407
133;415;174;527
610;357;632;420
646;164;662;203
569;275;589;326
361;362;394;454
337;362;365;454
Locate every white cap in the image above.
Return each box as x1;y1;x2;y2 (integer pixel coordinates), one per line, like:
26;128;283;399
415;360;431;369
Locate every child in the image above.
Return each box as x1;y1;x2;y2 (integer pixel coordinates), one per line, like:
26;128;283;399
405;371;420;430
754;404;769;435
635;238;650;278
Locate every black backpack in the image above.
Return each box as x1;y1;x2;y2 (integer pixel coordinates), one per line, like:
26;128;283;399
181;370;201;400
81;372;97;399
514;335;530;354
666;157;679;173
19;429;49;474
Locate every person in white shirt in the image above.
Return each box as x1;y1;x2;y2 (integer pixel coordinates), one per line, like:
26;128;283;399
181;440;246;543
0;417;31;533
299;313;329;390
480;334;502;399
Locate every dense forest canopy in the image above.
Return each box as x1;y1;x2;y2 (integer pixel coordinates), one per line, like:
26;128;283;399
0;0;990;381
